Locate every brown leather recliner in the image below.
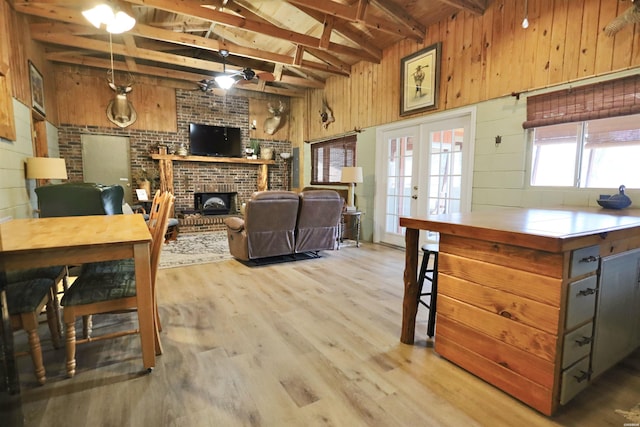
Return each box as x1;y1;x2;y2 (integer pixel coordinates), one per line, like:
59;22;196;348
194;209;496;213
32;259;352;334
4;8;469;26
295;190;343;253
224;191;300;261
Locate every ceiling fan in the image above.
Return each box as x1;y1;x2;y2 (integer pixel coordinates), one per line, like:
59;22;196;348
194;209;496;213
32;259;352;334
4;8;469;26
195;49;274;91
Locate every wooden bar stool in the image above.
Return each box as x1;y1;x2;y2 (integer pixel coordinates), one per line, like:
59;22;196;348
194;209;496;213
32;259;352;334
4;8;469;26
417;243;439;338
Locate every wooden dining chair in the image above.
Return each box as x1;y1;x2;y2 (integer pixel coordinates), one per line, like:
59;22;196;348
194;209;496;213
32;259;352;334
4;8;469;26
60;192;174;377
79;189;166;336
0;217;64;385
5;278;62;385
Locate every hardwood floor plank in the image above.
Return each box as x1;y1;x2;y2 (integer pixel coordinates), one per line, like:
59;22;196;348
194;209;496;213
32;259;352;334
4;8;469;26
5;243;639;426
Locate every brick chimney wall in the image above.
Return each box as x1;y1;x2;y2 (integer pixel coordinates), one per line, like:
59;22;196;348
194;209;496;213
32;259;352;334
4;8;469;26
58;89;291;216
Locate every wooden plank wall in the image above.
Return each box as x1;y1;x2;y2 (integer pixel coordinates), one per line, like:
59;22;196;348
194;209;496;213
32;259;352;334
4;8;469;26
54;64;177;132
306;0;640;141
0;0;16;140
1;0;57;130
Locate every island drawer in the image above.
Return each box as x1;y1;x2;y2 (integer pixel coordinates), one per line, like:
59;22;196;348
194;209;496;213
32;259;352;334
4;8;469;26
565;276;597;329
569;245;599;278
562;322;593;369
560;356;591;405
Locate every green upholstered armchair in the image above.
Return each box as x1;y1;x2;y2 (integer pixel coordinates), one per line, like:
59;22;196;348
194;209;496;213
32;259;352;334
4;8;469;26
34;183;124;217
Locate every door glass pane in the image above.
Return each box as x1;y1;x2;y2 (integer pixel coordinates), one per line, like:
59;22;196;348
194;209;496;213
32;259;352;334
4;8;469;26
385;135;414;235
427;128;464;216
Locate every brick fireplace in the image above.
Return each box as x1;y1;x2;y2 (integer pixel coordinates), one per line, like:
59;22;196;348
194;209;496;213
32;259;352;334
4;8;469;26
58;89;291;233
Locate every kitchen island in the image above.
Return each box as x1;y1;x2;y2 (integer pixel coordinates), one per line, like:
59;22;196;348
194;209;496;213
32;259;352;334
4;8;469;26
400;208;640;415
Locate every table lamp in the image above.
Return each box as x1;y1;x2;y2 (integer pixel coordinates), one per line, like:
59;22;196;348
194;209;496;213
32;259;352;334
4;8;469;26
340;166;363;212
26;157;68;182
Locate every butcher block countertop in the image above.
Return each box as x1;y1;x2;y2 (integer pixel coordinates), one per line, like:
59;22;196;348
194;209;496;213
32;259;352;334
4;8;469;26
400;207;640;253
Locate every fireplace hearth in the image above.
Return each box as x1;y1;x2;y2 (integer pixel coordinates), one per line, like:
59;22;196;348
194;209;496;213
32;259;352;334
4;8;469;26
193;192;237;215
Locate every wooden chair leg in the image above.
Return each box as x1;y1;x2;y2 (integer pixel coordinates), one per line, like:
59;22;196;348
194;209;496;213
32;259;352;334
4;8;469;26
45;288;62;349
63;310;77;378
21;313;46;385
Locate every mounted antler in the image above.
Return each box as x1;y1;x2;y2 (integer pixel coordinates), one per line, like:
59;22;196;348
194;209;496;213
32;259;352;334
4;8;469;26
106;70;137;128
264;100;286;135
320;98;334;129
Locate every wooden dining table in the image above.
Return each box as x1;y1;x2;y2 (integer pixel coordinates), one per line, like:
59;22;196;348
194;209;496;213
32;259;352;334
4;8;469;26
0;214;157;393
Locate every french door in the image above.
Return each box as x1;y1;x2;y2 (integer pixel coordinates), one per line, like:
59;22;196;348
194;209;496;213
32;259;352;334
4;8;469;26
375;110;474;247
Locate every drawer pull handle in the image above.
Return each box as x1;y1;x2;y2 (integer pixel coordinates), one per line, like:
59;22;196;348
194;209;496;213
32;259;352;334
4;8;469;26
575;336;592;346
577;287;597;296
573;370;591;383
579;255;598;263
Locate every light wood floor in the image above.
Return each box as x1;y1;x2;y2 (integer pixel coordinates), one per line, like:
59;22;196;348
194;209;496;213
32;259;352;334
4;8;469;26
4;243;640;426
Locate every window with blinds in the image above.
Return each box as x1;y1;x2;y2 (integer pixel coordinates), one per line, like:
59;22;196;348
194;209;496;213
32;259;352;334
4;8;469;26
311;135;357;184
527;75;640;189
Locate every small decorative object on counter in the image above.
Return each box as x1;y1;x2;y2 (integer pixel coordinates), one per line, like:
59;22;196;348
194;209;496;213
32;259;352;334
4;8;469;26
280;152;291;160
260;147;273;160
597;184;632;209
177;142;188;156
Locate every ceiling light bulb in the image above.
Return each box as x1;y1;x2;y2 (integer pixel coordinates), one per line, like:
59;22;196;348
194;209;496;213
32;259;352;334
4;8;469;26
215;75;235;90
107;11;136;34
82;4;136;34
82;4;113;29
522;17;529;29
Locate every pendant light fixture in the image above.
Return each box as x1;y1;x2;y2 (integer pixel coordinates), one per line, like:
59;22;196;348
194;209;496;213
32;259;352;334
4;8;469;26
215;49;235;90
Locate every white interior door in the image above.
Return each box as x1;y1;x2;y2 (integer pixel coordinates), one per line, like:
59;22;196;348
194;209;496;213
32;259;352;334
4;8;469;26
375;109;474;248
376;126;421;247
81;134;132;204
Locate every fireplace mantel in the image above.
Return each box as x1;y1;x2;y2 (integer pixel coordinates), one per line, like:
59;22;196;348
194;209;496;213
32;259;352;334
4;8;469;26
151;154;276;193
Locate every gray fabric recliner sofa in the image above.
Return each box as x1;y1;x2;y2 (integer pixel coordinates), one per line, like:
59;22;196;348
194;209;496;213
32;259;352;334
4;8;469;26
224;190;343;261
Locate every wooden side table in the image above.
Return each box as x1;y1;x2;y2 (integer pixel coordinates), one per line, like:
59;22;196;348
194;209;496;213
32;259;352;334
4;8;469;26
340;211;362;247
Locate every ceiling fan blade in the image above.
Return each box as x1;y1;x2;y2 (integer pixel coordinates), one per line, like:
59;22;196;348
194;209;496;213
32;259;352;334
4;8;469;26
196;79;215;91
257;72;275;82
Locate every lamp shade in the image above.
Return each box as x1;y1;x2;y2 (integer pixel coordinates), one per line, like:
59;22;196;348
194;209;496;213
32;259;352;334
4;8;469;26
340;167;363;183
26;157;68;180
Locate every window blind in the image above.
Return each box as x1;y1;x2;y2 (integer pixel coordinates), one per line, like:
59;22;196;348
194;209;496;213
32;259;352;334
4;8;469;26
311;135;356;184
523;74;640;129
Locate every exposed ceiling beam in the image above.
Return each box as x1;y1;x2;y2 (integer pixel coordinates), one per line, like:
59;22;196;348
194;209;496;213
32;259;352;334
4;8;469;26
121;0;379;62
122;34;139;72
46;52;307;97
285;0;424;42
319;15;335;50
30;26;226;73
436;0;488;15
223;0;355;72
17;4;350;76
370;0;426;37
294;5;382;59
304;47;350;72
42;38;325;89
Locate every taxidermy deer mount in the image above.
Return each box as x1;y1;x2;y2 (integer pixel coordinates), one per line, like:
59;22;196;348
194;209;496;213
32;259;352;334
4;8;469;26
604;0;640;36
264;100;286;135
106;70;137;128
320;98;335;129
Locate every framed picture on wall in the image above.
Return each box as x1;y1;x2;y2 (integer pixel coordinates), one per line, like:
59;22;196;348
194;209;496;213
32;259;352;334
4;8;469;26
400;43;441;116
29;61;46;117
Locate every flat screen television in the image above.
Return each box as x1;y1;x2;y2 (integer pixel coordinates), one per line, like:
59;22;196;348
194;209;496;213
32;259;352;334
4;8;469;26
188;123;242;158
